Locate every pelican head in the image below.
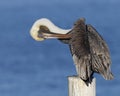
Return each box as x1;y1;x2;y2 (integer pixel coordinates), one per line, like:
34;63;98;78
30;18;71;41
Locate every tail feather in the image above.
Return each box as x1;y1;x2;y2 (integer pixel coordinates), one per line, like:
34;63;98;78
73;55;93;81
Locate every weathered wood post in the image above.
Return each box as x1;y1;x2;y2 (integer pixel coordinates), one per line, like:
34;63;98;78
68;76;96;96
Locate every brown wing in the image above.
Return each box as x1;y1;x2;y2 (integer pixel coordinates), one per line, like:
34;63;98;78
68;19;93;81
87;24;113;80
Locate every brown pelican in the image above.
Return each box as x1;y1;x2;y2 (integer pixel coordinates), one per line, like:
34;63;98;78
30;18;113;81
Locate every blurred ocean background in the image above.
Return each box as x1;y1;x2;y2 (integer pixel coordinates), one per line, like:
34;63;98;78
0;0;120;96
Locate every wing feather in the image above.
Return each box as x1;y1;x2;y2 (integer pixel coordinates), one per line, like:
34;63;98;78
87;24;113;80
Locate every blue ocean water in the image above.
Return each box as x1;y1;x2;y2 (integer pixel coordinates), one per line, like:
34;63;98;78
0;0;120;96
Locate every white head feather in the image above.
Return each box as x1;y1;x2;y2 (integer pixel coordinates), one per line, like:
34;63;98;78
30;18;71;41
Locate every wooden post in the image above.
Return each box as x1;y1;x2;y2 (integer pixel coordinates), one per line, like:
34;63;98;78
68;76;96;96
